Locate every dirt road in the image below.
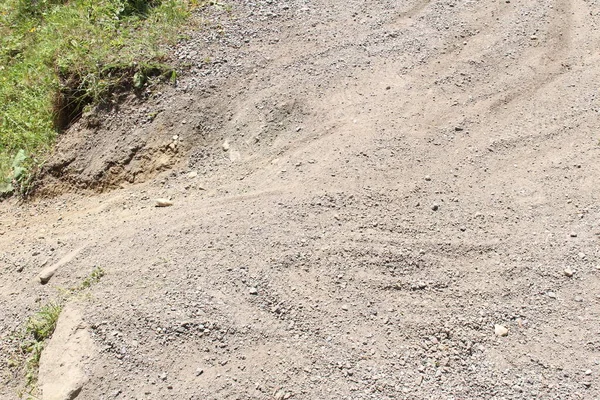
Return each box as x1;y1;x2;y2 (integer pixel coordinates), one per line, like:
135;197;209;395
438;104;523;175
2;0;600;398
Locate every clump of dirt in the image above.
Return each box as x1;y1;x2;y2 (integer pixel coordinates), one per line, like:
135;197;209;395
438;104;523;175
38;87;207;194
52;64;176;133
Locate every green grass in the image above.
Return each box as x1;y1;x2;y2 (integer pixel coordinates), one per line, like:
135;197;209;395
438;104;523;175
25;303;62;343
0;0;203;195
21;302;63;389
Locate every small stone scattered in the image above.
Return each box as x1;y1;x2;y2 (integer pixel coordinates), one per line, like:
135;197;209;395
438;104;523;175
547;291;557;299
155;199;174;207
431;203;440;211
494;324;509;337
39;268;56;284
222;141;230;151
563;268;574;277
570;232;578;237
411;282;427;290
424;175;431;181
249;287;258;295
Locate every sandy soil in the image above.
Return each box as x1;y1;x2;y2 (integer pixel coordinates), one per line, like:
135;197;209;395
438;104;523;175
2;0;600;399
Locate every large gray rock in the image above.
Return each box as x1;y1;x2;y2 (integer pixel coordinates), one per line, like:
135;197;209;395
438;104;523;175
38;304;96;400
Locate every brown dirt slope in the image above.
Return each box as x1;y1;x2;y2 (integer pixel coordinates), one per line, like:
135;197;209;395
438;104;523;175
2;0;600;399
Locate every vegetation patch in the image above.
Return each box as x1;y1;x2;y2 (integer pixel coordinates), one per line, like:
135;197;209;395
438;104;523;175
0;0;205;196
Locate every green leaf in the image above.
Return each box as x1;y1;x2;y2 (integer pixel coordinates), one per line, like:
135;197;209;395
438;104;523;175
0;181;14;194
12;149;26;169
13;166;25;180
133;71;146;88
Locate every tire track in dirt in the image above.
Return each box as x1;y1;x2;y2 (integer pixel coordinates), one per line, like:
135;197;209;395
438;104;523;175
490;0;573;110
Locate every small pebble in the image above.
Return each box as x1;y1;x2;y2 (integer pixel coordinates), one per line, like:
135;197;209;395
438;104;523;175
275;390;286;400
570;232;578;237
155;198;173;207
424;175;431;181
431;204;440;211
494;324;509;337
547;291;557;299
564;268;574;277
249;287;258;295
196;368;204;376
341;305;349;311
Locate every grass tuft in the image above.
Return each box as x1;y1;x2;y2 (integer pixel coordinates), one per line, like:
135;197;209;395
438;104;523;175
25;303;62;343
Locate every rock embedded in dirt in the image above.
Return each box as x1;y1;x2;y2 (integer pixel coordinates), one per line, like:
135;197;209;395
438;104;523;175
495;324;509;337
38;304;96;400
564;268;574;277
155;198;174;207
431;203;440;211
222;141;230;151
249;287;258;295
38;267;56;284
38;245;86;284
